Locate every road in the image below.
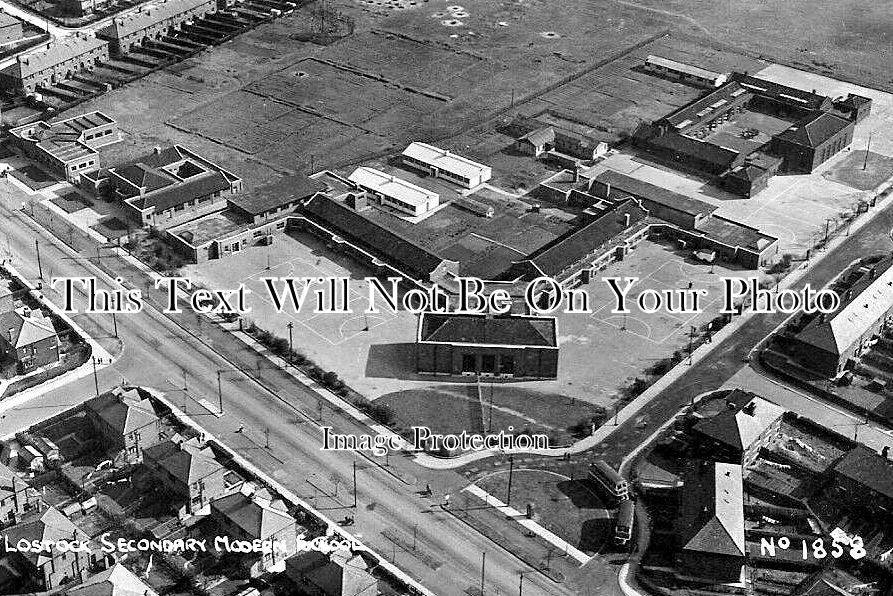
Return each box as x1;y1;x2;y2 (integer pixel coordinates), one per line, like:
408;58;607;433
0;182;573;596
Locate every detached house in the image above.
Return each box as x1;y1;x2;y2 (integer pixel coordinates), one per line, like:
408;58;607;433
0;307;59;374
285;549;378;596
1;506;101;592
0;462;38;527
210;486;298;574
84;386;162;461
143;436;227;514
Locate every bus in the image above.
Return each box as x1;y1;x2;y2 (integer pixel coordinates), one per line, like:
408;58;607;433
614;499;635;545
588;460;629;500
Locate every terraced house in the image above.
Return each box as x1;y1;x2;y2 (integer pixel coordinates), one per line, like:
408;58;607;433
97;0;217;55
0;34;109;94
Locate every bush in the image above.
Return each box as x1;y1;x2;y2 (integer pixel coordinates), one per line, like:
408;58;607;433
646;358;673;376
368;403;396;425
269;337;289;356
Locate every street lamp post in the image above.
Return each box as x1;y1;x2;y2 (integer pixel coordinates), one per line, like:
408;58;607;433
286;322;294;365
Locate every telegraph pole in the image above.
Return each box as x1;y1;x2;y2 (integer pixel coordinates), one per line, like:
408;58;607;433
91;357;99;396
863;132;872;170
352;460;358;508
217;370;223;414
35;240;43;280
111;312;118;338
506;455;515;507
480;552;486;596
286;322;294;365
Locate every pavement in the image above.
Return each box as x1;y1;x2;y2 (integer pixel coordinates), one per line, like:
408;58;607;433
0;181;572;596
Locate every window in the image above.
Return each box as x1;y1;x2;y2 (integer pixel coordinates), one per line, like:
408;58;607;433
461;354;476;373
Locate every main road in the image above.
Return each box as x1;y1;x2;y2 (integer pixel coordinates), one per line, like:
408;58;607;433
0;180;573;596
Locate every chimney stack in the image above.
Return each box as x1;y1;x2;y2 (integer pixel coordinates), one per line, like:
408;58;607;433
624;212;630;226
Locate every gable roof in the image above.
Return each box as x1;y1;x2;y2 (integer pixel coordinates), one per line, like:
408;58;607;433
418;313;557;348
693;390;785;452
795;257;893;356
65;562;157;596
143;439;223;485
211;491;294;541
775;111;852;148
518;126;555;147
731;73;832;112
286;550;376;596
4;506;89;567
525;198;648;278
348;167;439;209
301;194;449;280
0;462;27;503
230;175;325;216
5;35;107;80
402;142;490;181
677;461;745;558
594;170;717;219
86;387;159;436
0;307;57;348
832;445;893;500
97;0;212;39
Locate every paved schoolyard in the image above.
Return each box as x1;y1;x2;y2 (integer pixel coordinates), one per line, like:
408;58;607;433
186;232;754;408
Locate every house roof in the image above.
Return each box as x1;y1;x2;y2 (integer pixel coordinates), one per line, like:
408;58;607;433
86;387;159;437
0;307;57;348
211;491;294;541
418;313;557;348
518;126;555;147
594;170;717;219
525;198;648;278
795;257;893;356
677;461;745;558
65;562;157;596
693;390;785;452
97;0;213;39
143;439;223;485
4;506;90;567
230;175;325;216
832;445;893;500
731;73;832;112
5;35;107;80
402;142;490;181
126;172;230;213
649;133;741;169
775;111;852;148
0;462;27;503
348;167;438;209
285;550;376;596
301;194;448;280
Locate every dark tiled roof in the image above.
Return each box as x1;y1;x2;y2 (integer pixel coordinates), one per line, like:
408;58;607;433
301;194;447;280
527;199;647;277
662;81;750;128
833;445;893;500
594;170;717;218
518;127;555;147
114;164;173;193
128;173;230;212
649;133;741;169
676;461;745;558
731;73;831;111
775;111;852;148
419;313;557;348
231;175;326;216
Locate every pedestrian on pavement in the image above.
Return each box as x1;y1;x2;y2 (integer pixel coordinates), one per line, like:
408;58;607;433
236;423;244;433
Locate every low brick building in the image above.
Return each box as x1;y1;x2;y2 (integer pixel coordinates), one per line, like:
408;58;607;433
416;313;558;379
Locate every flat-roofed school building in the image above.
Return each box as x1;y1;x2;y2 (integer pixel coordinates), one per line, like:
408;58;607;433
347;167;439;217
401;142;492;189
643;55;729;89
9;111;120;181
416;313;558;379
